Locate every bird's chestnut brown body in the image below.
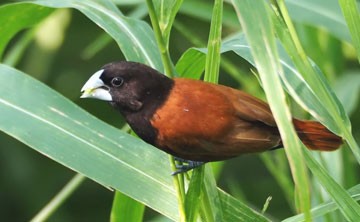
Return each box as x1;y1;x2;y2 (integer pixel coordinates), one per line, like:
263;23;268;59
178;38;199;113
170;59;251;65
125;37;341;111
81;61;342;163
151;79;281;161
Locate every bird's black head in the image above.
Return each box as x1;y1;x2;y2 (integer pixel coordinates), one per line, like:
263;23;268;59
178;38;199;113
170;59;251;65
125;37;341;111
81;61;174;114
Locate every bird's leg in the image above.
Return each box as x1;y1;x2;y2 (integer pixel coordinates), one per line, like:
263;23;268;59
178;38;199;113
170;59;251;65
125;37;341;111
172;157;205;175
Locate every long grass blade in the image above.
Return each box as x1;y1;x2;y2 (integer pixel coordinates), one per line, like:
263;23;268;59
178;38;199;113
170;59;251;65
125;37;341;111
338;0;360;62
31;174;86;222
231;0;311;219
283;184;360;222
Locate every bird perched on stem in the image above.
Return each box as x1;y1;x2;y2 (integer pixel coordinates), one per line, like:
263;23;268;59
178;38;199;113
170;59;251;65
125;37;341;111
81;61;342;174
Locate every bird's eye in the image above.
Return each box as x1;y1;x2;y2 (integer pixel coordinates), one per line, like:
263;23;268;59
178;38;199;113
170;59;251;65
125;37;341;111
111;77;124;87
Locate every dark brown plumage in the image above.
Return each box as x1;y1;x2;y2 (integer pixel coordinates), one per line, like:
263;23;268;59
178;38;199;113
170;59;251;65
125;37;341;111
81;61;342;164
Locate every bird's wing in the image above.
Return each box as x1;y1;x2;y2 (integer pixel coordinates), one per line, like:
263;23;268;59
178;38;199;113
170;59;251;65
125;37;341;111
208;84;281;154
211;84;277;127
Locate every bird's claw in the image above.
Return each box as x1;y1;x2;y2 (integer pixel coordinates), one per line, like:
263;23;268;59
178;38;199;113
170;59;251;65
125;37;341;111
171;157;205;175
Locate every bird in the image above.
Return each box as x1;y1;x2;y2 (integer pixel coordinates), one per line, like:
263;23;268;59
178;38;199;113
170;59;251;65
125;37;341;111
80;61;342;174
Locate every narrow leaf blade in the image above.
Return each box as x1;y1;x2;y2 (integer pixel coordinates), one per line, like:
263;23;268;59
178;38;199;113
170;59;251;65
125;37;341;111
231;0;311;218
34;0;163;70
0;64;179;220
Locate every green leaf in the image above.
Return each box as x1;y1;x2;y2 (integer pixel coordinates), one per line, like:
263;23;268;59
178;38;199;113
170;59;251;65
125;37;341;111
33;0;163;70
175;48;205;79
0;3;54;59
283;184;360;222
271;5;351;136
338;0;360;61
185;167;204;222
285;0;351;42
153;0;183;49
303;149;360;221
231;0;311;219
200;166;224;222
0;64;179;220
110;191;145;222
81;4;149;60
180;0;352;43
220;189;270;222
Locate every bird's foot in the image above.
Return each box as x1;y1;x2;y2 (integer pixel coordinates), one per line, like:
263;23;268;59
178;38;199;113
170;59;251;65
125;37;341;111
172;157;205;175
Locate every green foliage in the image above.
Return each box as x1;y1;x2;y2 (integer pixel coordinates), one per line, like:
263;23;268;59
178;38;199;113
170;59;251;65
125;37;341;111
0;0;359;221
34;0;163;69
233;0;311;219
338;0;360;61
0;3;53;58
203;0;223;83
0;64;179;220
110;191;145;222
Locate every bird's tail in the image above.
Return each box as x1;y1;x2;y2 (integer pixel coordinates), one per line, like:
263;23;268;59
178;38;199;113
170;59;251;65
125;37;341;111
293;119;342;151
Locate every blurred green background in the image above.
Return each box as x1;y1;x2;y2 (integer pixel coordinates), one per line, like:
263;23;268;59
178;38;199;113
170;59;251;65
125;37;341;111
1;0;359;221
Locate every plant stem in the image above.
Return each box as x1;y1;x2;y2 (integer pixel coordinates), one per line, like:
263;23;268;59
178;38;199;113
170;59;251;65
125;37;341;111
276;0;308;62
200;0;224;220
31;174;86;222
261;196;273;214
169;156;187;222
146;1;186;220
146;0;175;77
204;0;223;83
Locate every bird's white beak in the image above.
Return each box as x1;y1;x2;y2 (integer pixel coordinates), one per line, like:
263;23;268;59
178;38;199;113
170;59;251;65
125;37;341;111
80;69;112;101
